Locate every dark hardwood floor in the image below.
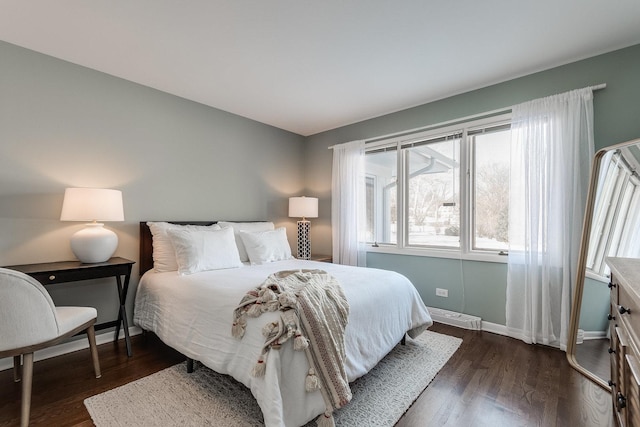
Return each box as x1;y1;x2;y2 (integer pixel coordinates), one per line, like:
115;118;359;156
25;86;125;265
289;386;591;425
397;325;613;427
576;338;610;381
0;333;184;427
0;323;613;427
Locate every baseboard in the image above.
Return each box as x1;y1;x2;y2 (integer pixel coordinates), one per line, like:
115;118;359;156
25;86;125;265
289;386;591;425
583;330;607;340
480;320;509;336
427;306;511;334
428;306;482;330
0;326;143;372
572;329;607;344
477;322;605;342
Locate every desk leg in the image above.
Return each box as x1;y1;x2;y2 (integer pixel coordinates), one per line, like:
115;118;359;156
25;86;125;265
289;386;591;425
114;273;132;357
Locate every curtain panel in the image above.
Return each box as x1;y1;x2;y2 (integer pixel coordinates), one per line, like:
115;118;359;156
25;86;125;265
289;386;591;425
331;140;366;266
506;88;594;350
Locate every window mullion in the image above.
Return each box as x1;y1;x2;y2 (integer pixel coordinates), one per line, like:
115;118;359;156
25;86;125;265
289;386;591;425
460;130;471;255
397;141;405;249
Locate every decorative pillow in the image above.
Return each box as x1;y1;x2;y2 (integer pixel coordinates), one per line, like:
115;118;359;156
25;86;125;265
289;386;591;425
166;226;242;275
239;227;292;265
147;222;221;272
217;221;275;262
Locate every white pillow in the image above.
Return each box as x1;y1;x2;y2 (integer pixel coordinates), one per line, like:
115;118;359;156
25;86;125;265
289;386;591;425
239;227;292;265
217;221;275;262
147;222;221;272
167;226;242;275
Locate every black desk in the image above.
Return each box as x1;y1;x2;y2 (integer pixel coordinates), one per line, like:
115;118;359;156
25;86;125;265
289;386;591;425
5;257;135;357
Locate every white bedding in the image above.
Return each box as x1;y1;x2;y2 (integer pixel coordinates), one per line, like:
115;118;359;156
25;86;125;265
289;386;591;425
133;259;432;427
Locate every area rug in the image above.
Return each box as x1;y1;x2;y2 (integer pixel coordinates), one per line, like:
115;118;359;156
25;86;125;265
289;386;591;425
84;330;462;426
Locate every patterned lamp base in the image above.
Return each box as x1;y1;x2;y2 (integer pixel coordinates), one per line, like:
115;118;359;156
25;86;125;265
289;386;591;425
297;220;311;260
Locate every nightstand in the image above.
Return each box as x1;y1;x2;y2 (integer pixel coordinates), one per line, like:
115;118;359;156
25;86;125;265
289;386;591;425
309;255;333;263
4;257;135;357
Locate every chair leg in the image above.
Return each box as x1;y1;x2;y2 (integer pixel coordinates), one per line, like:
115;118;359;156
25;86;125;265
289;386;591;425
13;355;21;382
87;324;102;379
20;353;34;427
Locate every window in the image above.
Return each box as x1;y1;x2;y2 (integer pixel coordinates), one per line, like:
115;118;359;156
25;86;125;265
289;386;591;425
364;115;511;259
365;147;397;244
469;125;510;252
586;149;640;277
405;134;461;248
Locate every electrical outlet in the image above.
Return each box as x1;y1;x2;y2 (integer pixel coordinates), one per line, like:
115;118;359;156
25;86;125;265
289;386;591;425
436;288;449;297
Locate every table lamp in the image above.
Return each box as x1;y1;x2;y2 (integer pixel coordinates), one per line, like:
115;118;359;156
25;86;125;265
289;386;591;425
60;188;124;263
289;196;318;260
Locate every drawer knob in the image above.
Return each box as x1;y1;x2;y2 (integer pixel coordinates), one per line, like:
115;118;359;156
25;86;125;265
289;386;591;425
608;347;616;354
608;314;616;321
609;282;617;289
609;380;616;388
49;275;56;281
617;393;627;410
619;306;631;315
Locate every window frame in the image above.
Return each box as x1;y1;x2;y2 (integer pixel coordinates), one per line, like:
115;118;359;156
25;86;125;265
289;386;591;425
364;113;512;263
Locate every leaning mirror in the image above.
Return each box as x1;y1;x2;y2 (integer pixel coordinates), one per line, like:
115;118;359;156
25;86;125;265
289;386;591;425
568;137;640;389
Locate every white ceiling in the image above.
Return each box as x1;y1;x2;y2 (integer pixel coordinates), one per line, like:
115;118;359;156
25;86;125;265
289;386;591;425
1;1;640;136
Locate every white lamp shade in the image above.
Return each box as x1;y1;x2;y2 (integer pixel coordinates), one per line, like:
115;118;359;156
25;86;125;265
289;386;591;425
60;188;124;222
60;188;124;263
289;197;318;219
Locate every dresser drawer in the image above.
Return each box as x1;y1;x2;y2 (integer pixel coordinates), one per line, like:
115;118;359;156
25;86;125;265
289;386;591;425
29;270;83;285
16;263;133;286
619;284;640;345
625;354;640;427
614;327;630;393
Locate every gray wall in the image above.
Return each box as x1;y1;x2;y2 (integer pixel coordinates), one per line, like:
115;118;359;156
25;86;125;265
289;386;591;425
305;44;640;325
2;39;638;341
0;40;305;328
579;277;610;332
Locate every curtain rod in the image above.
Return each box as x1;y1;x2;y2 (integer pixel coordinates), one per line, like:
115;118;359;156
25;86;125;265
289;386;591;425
328;83;606;149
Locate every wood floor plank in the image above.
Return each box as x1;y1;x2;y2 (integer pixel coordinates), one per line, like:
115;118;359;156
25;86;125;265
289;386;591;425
0;324;613;426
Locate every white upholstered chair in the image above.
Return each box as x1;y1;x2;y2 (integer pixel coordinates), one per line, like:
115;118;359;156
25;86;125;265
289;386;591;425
0;267;101;427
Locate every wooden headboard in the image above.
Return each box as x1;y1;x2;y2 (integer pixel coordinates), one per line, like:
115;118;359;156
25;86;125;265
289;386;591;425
139;221;217;276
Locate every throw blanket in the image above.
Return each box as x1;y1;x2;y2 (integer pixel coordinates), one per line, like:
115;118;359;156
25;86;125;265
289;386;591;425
232;269;351;427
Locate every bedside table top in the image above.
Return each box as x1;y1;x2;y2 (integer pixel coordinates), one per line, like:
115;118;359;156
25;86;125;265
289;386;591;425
307;255;332;263
4;257;134;275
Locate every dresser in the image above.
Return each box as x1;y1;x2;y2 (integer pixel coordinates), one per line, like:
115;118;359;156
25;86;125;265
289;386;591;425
608;257;640;426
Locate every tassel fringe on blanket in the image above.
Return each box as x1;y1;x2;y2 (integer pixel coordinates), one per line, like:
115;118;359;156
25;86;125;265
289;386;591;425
232;269;350;426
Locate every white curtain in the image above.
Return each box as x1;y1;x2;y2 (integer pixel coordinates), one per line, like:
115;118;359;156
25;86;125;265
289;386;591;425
331;140;366;266
506;88;594;350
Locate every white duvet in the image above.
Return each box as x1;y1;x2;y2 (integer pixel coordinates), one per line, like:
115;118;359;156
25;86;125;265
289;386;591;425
133;259;432;427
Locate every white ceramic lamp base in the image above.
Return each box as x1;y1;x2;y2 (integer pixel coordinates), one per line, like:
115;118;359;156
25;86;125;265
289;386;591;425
70;223;118;263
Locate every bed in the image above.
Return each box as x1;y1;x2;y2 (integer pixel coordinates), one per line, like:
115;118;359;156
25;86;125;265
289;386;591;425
133;221;432;427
